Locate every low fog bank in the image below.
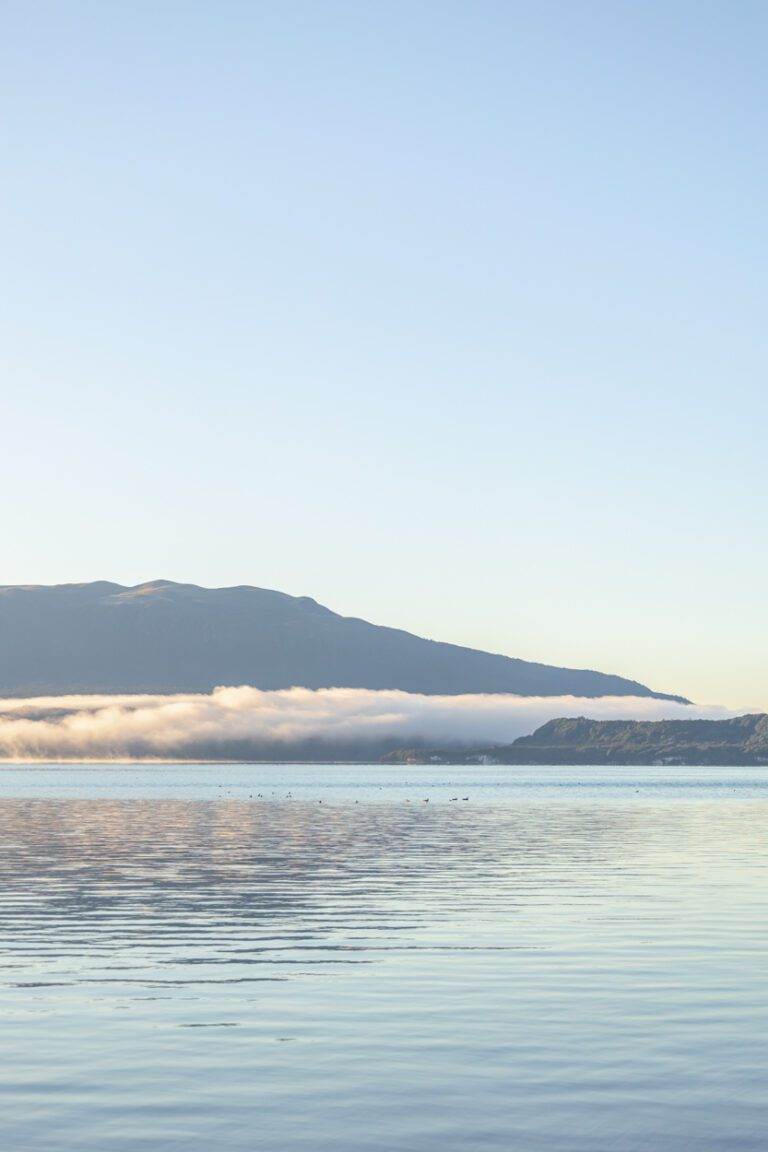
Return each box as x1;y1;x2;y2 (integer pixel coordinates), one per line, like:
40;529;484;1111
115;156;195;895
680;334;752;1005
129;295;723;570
0;687;737;762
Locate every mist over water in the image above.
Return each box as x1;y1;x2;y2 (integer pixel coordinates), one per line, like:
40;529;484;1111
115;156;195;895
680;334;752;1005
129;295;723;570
1;764;767;1151
0;688;735;760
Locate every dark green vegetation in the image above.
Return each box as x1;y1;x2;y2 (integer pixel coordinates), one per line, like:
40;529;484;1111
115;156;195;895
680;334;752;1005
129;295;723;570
383;714;768;766
0;580;683;699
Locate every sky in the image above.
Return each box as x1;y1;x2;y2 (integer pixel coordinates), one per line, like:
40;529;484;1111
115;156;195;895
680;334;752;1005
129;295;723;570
1;1;765;710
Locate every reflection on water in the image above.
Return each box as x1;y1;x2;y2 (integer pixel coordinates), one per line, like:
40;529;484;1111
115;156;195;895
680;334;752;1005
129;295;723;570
1;766;767;1151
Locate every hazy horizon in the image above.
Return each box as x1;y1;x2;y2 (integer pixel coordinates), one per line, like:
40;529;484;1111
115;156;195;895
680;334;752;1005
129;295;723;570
0;686;742;763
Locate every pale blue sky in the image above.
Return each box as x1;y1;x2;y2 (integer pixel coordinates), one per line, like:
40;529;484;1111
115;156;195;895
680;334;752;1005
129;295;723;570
2;1;765;707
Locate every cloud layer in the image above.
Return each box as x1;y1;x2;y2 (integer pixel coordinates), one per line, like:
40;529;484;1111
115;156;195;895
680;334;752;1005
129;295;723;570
0;687;739;762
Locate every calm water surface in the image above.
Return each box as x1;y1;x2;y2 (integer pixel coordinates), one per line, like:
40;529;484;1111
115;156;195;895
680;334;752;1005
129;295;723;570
1;764;767;1151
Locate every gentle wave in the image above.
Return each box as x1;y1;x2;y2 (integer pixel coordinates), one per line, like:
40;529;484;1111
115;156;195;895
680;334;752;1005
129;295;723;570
1;766;767;1151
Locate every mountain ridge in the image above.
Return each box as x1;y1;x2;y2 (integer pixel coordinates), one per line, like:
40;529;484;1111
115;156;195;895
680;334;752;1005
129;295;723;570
0;579;686;701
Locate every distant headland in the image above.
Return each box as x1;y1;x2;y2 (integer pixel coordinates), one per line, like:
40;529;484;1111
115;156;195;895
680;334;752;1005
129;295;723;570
383;714;768;767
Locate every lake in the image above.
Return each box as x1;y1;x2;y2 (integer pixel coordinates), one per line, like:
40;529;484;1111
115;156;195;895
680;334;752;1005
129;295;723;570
1;764;767;1151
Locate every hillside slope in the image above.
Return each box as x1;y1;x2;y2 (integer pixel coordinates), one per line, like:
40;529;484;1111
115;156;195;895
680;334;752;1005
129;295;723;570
0;580;684;699
384;714;768;766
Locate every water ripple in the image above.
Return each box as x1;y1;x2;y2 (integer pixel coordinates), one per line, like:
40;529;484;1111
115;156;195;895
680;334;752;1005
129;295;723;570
0;766;767;1151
